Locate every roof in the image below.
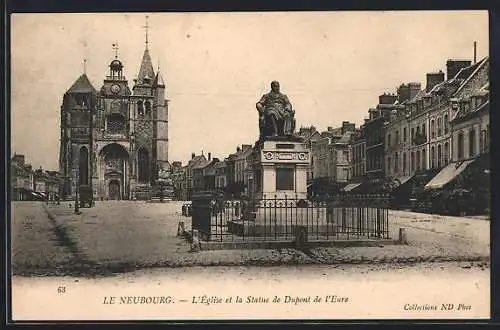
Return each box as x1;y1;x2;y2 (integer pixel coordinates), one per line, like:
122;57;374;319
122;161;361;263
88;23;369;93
336;131;354;144
188;155;208;169
453;99;489;123
66;74;97;94
153;70;165;86
136;49;155;85
453;57;489;95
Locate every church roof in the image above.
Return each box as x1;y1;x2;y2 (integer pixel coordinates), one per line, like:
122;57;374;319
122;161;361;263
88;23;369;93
136;49;155;85
153;70;165;87
66;74;97;94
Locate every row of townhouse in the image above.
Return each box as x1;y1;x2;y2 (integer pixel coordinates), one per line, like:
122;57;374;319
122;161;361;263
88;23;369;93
297;55;489;210
10;154;63;201
171;144;256;200
339;56;490;213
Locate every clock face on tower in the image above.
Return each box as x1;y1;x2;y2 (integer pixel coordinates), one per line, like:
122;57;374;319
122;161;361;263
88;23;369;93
111;84;121;94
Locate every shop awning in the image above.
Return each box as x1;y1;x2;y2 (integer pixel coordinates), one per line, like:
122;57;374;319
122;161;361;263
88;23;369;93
425;159;475;189
343;182;363;192
394;175;414;187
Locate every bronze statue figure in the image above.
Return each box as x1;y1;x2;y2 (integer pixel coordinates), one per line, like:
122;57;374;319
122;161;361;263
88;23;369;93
256;81;296;138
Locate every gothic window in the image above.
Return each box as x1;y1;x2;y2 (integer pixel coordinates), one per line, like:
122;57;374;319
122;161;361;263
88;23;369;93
107;114;126;134
387;134;391;148
437;117;442;137
79;146;89;185
422;124;426;138
138;147;150;183
395;130;399;144
137;101;144;117
431;120;435;139
444;114;449;134
403;127;407;143
145;101;152;117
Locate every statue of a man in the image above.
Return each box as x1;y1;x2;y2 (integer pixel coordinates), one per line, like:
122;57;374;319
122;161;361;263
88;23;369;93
256;81;295;138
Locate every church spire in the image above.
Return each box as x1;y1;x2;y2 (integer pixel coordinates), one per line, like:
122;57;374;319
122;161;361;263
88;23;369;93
143;16;150;50
136;16;155;85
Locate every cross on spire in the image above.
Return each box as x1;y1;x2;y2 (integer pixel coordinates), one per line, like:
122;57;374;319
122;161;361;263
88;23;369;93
83;58;87;74
112;43;119;59
143;16;150;50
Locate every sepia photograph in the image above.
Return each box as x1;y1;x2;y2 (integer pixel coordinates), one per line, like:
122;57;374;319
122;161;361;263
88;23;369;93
9;10;490;321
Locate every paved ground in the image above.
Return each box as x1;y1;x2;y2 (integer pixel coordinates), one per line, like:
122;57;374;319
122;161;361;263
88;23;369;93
12;261;490;320
10;201;490;276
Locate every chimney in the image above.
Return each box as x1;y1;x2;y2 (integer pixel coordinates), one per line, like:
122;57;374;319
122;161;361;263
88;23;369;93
446;60;472;80
426;71;445;92
208;152;211;161
378;93;397;105
408;82;421;100
474;41;477;64
191;153;195;160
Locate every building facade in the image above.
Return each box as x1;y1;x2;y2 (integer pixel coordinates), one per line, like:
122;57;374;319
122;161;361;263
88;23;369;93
59;37;168;201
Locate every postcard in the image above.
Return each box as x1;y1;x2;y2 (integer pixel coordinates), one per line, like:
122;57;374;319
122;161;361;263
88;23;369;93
10;11;490;321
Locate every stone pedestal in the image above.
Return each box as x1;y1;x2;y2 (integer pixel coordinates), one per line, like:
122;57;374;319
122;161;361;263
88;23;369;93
251;136;310;200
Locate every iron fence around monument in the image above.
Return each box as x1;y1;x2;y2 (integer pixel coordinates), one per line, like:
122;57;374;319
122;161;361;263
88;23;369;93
191;192;390;242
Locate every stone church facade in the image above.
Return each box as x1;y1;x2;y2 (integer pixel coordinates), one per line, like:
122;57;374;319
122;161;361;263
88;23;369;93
59;44;169;200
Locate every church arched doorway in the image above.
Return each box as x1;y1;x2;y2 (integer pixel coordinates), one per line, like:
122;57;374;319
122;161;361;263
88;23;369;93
98;143;130;200
137;147;150;184
108;180;121;200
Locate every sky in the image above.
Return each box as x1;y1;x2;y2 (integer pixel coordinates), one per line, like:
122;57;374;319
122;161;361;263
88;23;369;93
11;11;489;171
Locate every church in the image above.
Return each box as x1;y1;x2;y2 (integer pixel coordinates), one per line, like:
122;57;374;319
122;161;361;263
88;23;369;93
59;34;169;200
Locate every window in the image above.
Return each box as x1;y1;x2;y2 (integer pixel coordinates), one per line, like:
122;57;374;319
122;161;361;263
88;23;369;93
469;128;476;158
437;144;442;168
107;113;126;134
480;130;487;154
422;124;426;137
403;127;407;143
394;152;399;173
395;130;399;145
411;152;415;172
145;101;152;116
276;167;294;191
437;117;442;137
387;157;391;174
416;150;420;171
444;114;449;134
411;128;415;141
444;142;449;165
422;149;426;170
457;132;464;160
137;101;144;117
431;146;435;169
403;152;407;174
387;134;391;148
431;120;435;139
